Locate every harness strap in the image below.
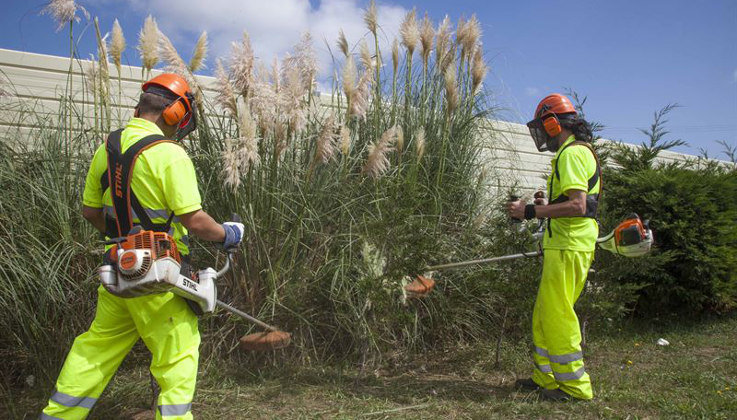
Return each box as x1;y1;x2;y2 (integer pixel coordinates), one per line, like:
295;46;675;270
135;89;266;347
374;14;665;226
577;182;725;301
547;140;602;238
101;129;178;238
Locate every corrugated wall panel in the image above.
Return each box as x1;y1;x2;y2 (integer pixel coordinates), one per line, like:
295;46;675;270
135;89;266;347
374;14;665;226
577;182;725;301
0;47;717;192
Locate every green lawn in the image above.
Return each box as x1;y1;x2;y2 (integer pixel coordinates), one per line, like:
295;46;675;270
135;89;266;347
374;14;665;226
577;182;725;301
6;315;736;419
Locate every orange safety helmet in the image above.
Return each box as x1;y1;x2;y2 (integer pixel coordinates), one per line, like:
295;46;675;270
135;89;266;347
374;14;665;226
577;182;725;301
141;73;197;140
527;93;577;152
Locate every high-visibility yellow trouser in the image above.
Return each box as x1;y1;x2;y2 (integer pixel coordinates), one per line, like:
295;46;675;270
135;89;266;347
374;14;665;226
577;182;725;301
41;286;200;419
531;249;594;400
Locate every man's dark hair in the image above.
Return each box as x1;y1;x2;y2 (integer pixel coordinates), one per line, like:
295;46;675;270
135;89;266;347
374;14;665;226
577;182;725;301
560;114;594;143
136;92;173;116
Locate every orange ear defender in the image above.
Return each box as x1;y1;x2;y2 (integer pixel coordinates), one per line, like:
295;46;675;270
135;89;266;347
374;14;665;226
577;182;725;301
542;115;562;137
141;73;197;140
162;98;188;126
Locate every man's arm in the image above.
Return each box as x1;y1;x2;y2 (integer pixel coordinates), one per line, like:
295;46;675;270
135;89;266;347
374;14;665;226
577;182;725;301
82;205;106;234
507;189;587;220
179;209;226;242
532;189;587;218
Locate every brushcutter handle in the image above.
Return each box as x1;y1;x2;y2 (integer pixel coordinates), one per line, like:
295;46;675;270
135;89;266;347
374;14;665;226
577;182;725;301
215;253;233;278
216;214;243;277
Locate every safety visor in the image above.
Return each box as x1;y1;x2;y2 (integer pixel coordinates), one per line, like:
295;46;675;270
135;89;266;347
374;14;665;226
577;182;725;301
526;117;551;152
174;92;197;141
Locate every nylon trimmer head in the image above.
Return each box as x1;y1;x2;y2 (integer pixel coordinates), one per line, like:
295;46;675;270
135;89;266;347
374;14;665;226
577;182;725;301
239;331;292;351
404;275;436;299
216;300;292;352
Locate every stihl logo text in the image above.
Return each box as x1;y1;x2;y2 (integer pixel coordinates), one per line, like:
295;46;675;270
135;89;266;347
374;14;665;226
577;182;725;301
114;163;124;198
182;278;198;291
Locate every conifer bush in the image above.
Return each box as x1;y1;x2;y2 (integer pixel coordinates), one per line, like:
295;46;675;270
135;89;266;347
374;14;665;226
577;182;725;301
596;106;737;315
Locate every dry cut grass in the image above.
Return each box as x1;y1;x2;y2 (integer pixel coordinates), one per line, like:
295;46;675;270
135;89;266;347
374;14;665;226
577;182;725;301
5;315;735;419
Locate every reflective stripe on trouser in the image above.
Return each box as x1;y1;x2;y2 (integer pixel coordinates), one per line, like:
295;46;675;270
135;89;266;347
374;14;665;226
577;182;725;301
531;249;594;400
42;286;199;419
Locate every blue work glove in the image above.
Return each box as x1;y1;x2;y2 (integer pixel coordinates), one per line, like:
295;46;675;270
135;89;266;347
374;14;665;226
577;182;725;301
222;221;245;250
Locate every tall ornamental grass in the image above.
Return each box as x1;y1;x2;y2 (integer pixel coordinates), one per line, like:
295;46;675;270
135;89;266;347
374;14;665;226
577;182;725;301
0;4;547;388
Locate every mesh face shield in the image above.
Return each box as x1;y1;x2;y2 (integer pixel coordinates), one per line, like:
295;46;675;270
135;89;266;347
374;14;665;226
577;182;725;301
174;93;197;141
526;117;556;152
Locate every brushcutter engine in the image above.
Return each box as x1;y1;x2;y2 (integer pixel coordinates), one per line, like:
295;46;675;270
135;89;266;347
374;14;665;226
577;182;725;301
596;213;654;257
98;226;292;351
99;228;217;313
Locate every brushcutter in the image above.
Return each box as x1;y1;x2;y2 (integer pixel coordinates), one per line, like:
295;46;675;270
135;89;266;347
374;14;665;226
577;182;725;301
98;218;291;351
404;213;654;298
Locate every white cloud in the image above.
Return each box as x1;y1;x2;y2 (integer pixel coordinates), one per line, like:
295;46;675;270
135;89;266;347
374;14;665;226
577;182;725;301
524;87;539;97
114;0;407;77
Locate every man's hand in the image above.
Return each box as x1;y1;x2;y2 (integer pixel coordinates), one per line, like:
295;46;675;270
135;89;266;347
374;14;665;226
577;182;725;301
533;191;548;206
532;189;587;219
222;221;245;250
506;198;526;221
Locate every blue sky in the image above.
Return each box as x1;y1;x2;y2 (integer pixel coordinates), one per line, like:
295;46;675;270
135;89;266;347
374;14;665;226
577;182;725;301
1;0;735;157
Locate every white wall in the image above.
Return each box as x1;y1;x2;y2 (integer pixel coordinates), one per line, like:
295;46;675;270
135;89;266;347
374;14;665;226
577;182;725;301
0;47;707;194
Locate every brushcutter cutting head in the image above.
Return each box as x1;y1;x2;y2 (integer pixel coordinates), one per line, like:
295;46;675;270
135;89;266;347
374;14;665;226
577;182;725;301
404;275;436;299
239;331;292;351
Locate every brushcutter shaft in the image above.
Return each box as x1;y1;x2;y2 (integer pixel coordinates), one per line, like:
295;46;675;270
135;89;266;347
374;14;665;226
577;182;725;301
425;249;542;271
215;300;280;332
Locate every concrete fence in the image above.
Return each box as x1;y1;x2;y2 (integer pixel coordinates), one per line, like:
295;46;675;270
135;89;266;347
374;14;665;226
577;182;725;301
0;48;704;194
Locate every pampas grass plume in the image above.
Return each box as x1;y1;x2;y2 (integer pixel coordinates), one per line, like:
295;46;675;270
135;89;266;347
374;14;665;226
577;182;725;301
222;138;242;190
84;56;98;93
471;47;488;94
230;32;254;98
189;31;208;72
138;15;159;71
435;16;452;70
444;62;458;114
314;113;337;165
339;124;351;156
400;9;420;56
420;13;434;69
214;59;237;116
396;125;404;153
42;0;88;32
363;126;397;178
158;31;189;77
350;68;373;120
360;39;373;70
110;19;125;72
364;0;378;35
456;16;468;48
415;127;426;161
392;38;399;76
337;29;349;58
463;15;482;55
342;55;357;103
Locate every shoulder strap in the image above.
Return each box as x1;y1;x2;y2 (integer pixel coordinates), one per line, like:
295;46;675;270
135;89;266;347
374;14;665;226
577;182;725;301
103;131;176;237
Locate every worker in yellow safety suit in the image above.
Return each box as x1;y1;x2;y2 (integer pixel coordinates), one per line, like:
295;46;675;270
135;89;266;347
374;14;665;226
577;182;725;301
41;74;245;419
507;93;601;402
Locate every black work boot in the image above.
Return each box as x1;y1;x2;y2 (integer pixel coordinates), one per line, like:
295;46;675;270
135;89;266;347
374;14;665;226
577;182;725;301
515;377;541;391
540;388;573;402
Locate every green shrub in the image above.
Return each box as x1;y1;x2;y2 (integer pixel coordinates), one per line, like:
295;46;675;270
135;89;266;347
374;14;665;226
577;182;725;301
597;105;737;315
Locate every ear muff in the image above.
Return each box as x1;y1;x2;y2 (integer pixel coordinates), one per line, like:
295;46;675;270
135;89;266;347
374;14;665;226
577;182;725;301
162;98;188;126
542;115;562;137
